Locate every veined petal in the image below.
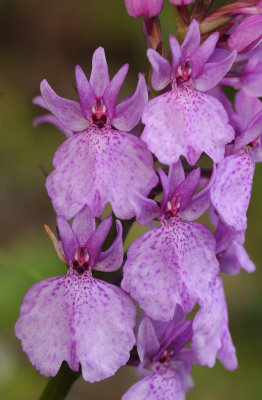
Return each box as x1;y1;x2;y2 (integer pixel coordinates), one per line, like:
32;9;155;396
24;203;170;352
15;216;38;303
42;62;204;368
141;87;234;166
227;15;262;53
210;153;255;231
147;49;171;91
90;47;110;97
57;216;79;265
122;369;186;400
192;276;237;370
234;90;262;131
15;274;136;382
121;218;219;321
75;65;95;120
72;206;96;246
194;50;237;92
181;20;200;59
111;74;148;132
86;216;112;267
40;80;89;132
46;128;158;220
103;64;129;120
95;220;124;272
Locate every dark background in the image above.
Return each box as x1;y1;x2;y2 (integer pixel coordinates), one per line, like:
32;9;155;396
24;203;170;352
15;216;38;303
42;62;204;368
0;0;261;399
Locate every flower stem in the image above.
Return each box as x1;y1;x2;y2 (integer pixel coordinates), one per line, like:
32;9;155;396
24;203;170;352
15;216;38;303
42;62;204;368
38;362;81;400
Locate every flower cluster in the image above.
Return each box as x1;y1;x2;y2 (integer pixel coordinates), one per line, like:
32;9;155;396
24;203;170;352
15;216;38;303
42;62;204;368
15;1;261;399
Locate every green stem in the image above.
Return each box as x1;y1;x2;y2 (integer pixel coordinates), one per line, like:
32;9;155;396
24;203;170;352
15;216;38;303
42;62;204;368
39;362;81;400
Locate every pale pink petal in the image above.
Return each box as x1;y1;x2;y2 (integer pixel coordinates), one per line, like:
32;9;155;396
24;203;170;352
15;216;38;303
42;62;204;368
90;47;110;97
15;274;136;382
122;369;185;400
192;276;237;370
57;216;79;265
220;241;256;275
170;35;182;73
142;87;234;165
111;74;148;132
137;317;160;363
75;65;95;120
210;153;255;231
95;220;124;272
234;90;262;131
147;49;171;91
40;80;89;132
128;190;160;225
46;128;158;220
194;50;237;92
181;20;200;59
103;64;129;119
190;32;219;79
72;206;96;246
175;168;200;212
121;219;219;321
86;216;112;267
33;114;73;138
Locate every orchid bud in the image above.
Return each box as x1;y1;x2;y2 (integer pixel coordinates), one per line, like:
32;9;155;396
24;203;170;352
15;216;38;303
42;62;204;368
124;0;164;18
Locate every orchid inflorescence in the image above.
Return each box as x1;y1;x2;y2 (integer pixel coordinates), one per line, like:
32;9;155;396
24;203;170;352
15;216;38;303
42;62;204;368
15;1;262;399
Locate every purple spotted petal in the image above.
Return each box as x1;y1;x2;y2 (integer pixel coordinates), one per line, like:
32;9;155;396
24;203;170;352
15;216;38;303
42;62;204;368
57;216;79;265
90;47;110;97
86;216;112;267
75;65;95;120
147;49;171;91
190;32;219;79
33;114;73;138
220;241;256;275
122;369;185;400
40;80;89;132
142;86;234;165
111;74;148;132
192;276;237;370
137;317;160;363
103;64;129;120
181;20;200;59
15;274;136;382
72;206;96;246
194;50;237;92
95;220;124;272
210;152;255;231
46;128;158;220
121;218;219;321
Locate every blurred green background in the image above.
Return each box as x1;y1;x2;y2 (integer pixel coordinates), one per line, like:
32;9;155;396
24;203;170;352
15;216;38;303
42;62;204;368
0;0;261;399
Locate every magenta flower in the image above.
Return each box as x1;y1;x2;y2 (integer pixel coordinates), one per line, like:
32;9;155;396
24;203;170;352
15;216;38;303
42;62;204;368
141;20;236;165
124;0;164;18
35;47;158;220
15;207;136;382
215;219;256;275
122;306;194;400
210;91;262;231
222;47;262;97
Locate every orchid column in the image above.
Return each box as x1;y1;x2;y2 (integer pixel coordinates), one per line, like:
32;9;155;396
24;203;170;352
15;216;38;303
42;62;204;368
15;0;262;399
